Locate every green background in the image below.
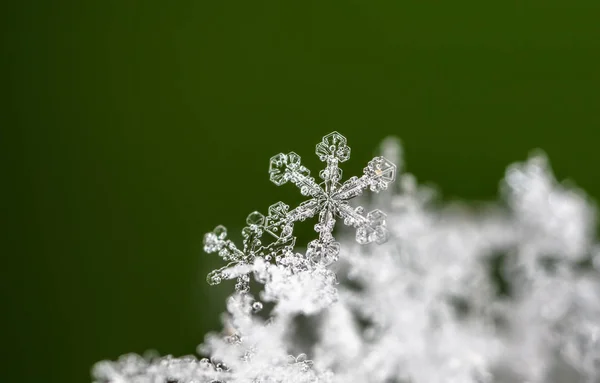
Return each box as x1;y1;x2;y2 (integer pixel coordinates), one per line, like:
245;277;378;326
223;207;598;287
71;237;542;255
3;1;600;382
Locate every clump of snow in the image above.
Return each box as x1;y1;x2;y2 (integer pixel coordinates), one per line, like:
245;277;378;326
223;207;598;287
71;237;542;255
94;133;600;383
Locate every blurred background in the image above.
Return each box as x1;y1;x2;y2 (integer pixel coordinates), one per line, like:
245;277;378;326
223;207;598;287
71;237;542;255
3;1;600;382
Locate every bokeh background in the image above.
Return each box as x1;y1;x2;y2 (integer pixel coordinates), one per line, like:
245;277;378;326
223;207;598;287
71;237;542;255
4;1;600;382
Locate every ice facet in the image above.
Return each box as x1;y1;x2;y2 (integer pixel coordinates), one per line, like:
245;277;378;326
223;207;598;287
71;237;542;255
316;131;351;163
364;157;397;192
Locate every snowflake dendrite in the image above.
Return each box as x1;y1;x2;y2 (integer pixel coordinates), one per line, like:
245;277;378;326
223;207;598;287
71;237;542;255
270;132;396;262
204;131;396;289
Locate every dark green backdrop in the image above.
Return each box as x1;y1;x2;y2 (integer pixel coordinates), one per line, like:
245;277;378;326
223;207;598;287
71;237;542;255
4;1;600;382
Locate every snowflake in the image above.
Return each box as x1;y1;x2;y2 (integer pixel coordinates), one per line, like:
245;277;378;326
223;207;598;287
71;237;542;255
269;131;396;264
204;131;396;290
203;201;297;291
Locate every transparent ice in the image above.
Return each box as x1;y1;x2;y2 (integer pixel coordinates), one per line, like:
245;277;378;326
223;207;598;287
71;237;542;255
94;133;600;383
203;131;396;292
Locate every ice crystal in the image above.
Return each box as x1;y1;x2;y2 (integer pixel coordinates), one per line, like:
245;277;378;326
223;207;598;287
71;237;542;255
204;131;396;291
269;132;396;259
203;201;297;292
94;133;600;383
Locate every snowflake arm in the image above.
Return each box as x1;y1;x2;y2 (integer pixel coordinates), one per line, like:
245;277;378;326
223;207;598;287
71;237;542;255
337;203;369;228
287;198;322;222
315;207;337;243
333;156;397;200
203;225;245;259
337;203;389;244
315;131;351;187
269;152;323;198
306;206;342;265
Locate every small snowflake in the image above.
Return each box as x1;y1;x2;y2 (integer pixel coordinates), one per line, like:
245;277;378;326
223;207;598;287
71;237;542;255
203;201;297;291
204;132;396;290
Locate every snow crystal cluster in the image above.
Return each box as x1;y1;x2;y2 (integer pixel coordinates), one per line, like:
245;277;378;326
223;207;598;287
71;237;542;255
93;132;600;383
